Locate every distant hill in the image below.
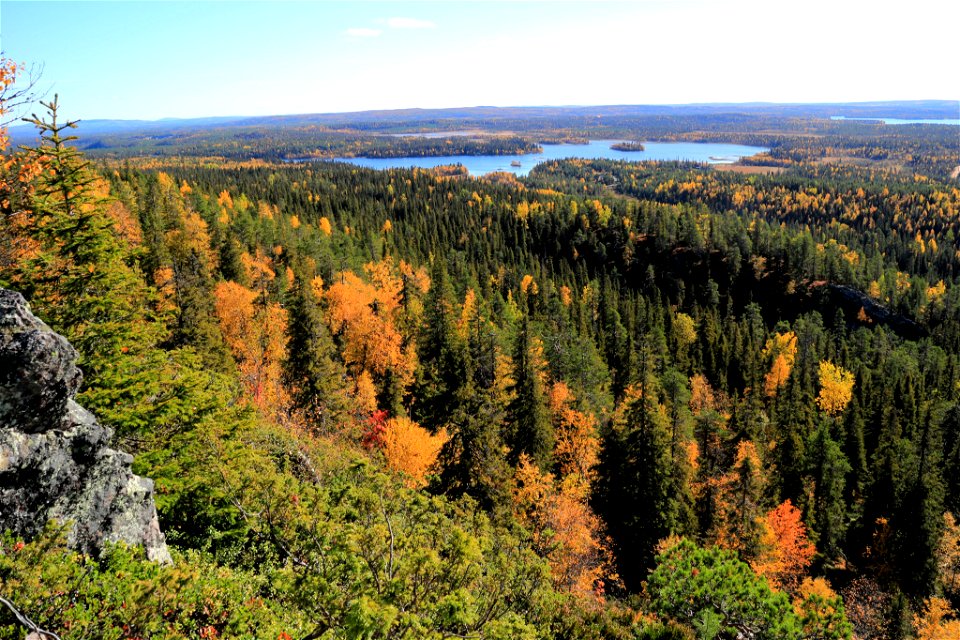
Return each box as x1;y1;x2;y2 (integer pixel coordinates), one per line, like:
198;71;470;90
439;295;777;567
10;100;958;143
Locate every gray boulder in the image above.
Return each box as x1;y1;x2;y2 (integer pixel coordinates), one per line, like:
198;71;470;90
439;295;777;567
0;289;170;563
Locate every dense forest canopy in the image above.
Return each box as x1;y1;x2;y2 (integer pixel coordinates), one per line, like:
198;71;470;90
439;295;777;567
2;57;960;639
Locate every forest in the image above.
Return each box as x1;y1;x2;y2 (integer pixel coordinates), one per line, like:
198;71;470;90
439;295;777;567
2;56;960;639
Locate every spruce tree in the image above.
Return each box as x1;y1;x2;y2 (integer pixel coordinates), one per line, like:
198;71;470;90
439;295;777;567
14;96;168;435
896;404;945;598
415;258;467;430
165;220;233;371
808;422;851;564
842;398;868;512
942;404;960;514
595;371;691;589
284;270;348;432
436;380;512;519
506;314;553;470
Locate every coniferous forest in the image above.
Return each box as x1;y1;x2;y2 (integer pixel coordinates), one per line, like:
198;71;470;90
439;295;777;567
2;54;960;639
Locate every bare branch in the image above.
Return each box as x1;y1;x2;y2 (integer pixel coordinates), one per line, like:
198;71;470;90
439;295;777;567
0;56;45;127
0;594;63;640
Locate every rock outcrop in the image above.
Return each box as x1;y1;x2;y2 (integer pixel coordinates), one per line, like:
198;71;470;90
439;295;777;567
0;289;170;563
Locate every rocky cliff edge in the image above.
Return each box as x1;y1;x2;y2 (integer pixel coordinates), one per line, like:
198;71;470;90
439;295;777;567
0;288;170;563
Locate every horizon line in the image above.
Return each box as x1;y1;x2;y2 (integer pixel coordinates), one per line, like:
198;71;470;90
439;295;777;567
7;98;959;128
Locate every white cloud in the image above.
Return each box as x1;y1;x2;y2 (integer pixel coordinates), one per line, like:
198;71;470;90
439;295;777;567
386;17;436;30
345;27;382;38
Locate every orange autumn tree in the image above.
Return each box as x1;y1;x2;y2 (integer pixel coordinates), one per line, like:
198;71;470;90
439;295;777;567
816;361;855;416
762;331;797;397
549;382;600;492
752;499;816;594
689;373;716;415
381;416;447;488
914;597;960;640
512;456;611;601
0;59;46;271
213;281;289;415
323;261;416;388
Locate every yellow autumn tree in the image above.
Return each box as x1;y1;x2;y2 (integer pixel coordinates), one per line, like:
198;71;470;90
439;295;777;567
549;382;600;492
689;374;716;415
816;361;855;416
762;331;797;397
352;370;380;419
213;281;289;416
938;512;960;599
914;597;960;640
456;288;477;339
673;312;697;347
382;416;447;488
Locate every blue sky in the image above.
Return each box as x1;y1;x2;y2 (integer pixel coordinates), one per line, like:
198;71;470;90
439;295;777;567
1;0;956;120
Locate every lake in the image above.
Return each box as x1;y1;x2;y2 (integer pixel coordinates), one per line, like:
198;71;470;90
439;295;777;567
831;116;960;126
329;140;769;177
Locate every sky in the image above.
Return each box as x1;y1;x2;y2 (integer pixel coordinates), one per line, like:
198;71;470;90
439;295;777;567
1;0;957;121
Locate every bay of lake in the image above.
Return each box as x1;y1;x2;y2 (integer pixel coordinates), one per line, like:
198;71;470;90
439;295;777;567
830;116;960;126
328;140;769;177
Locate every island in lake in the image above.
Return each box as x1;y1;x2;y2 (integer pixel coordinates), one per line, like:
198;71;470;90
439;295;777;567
610;140;646;151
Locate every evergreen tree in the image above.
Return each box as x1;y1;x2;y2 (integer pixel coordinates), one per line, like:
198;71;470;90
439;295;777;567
415;258;467;430
165;218;233;371
13;96;168;435
506;314;553;470
726;440;767;560
942;404;960;515
896;403;945;599
595;372;691;589
435;381;512;519
648;539;810;640
284;270;349;432
808;422;851;564
843;398;869;509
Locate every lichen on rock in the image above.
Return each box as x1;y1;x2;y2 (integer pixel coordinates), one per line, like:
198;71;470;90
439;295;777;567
0;288;170;563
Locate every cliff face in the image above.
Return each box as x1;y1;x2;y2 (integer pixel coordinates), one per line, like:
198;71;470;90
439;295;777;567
0;289;170;563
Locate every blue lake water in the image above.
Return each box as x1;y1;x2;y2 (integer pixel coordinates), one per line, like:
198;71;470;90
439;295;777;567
329;140;769;176
831;116;960;125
